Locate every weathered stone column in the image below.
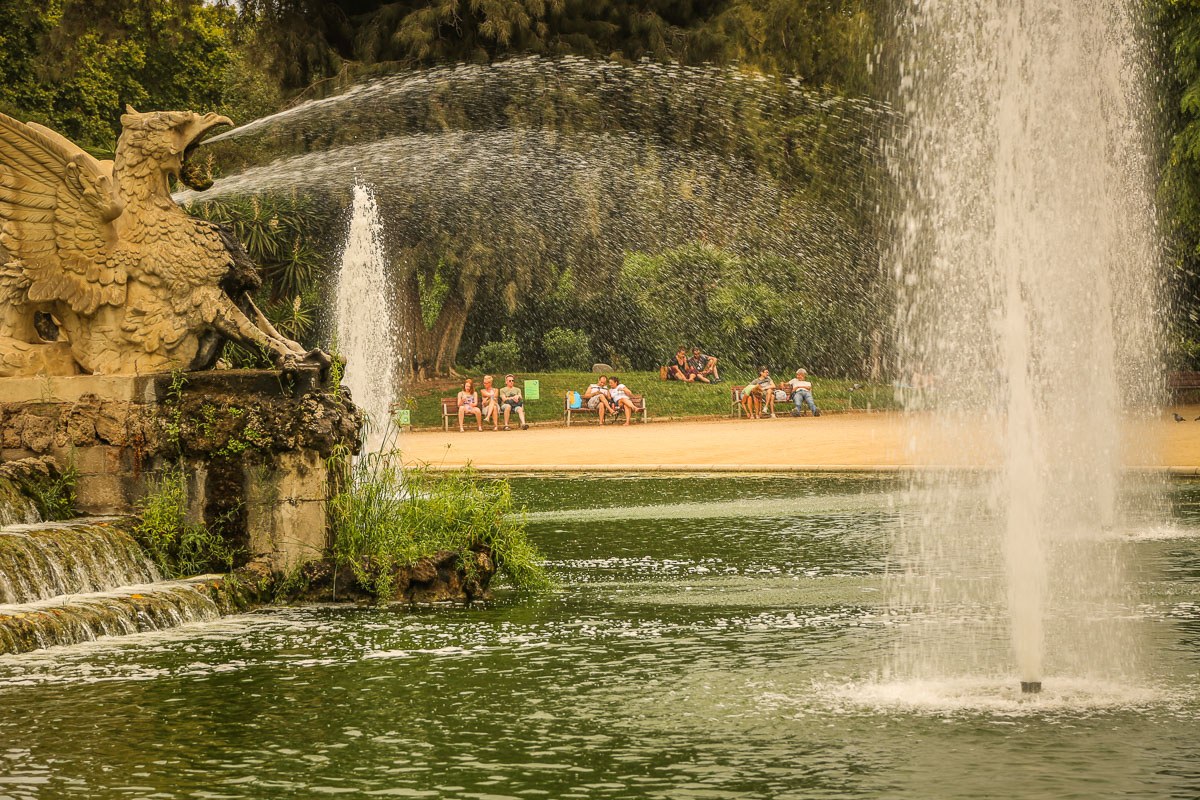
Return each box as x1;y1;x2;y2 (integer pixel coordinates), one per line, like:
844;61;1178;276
0;369;361;573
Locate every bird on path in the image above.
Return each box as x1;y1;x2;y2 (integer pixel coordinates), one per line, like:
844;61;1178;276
1174;413;1186;422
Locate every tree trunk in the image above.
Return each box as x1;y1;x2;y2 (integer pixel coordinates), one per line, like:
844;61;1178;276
401;269;477;380
433;298;469;377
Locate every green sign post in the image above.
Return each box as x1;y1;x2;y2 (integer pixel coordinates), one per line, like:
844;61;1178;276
392;408;411;427
524;380;540;401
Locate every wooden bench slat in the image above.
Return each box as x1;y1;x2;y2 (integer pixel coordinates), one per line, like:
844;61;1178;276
1167;371;1200;391
565;392;647;425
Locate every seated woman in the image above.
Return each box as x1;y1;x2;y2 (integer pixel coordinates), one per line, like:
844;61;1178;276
667;348;708;383
608;376;637;425
457;378;483;432
741;366;776;419
480;374;500;430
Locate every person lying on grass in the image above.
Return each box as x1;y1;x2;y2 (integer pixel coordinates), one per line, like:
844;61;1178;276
742;366;777;419
667;348;709;382
500;374;530;430
457;378;483;431
583;375;616;424
480;374;500;430
608;376;637;425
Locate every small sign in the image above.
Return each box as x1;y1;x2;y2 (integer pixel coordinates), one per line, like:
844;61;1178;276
524;380;540;401
393;408;411;427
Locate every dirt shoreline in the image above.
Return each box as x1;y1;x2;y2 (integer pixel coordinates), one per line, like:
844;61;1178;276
398;405;1200;472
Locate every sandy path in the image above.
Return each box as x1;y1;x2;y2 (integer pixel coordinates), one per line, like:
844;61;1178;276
398;405;1200;472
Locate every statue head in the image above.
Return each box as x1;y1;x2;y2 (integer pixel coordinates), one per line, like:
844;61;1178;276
116;106;232;192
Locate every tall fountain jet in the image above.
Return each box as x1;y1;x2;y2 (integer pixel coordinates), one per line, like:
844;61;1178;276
334;184;399;454
891;1;1162;692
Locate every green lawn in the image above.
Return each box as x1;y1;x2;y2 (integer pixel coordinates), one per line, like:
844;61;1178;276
400;371;900;429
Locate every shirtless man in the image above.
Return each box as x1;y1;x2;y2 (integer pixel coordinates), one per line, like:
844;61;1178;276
583;375;615;424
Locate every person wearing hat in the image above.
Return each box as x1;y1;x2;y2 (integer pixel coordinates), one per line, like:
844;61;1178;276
498;374;529;430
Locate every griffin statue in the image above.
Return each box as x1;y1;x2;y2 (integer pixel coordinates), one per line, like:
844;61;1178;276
0;107;331;377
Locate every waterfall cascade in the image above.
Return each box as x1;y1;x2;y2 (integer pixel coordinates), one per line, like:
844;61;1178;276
891;1;1162;689
0;520;160;605
334;184;399;453
0;519;238;656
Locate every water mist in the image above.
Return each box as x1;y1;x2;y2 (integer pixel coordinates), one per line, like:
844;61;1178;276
889;1;1162;692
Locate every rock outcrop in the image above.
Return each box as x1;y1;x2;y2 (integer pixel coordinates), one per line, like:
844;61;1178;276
284;546;496;605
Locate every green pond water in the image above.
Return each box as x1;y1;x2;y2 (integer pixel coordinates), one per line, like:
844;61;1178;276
0;474;1198;799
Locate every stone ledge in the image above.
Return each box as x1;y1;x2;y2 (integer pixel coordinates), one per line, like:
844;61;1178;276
0;368;329;407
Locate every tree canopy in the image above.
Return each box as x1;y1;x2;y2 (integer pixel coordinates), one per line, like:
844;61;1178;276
2;0;1198;372
1156;0;1200;367
237;0;887;97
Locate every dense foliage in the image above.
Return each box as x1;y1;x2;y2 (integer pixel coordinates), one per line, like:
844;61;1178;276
1157;0;1200;367
0;0;279;151
186;193;329;361
3;1;1199;371
239;0;889;97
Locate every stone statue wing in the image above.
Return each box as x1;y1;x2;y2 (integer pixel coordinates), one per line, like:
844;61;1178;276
0;112;125;315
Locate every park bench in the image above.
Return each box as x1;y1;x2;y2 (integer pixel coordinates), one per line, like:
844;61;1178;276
565;393;648;426
440;397;458;430
730;385;806;417
1167;371;1200;397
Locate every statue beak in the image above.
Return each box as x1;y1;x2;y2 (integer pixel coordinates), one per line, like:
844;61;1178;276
178;113;234;191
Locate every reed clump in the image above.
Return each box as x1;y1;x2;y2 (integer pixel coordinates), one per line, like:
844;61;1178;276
328;439;549;599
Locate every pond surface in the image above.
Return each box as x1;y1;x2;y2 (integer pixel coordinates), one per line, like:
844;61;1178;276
0;474;1198;799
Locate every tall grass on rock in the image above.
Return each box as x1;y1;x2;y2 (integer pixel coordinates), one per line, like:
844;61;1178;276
328;445;549;599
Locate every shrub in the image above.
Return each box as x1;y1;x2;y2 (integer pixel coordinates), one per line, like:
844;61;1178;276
542;327;592;371
133;465;241;578
26;459;78;522
473;335;522;374
328;441;550;599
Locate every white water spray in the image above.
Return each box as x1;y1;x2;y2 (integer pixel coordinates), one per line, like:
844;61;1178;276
334;184;399;453
891;1;1162;689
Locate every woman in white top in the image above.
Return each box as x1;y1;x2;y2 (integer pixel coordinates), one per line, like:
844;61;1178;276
480;374;500;430
457;378;482;431
608;376;636;425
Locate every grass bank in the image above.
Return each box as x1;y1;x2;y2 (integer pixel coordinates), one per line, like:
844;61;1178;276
400;372;900;429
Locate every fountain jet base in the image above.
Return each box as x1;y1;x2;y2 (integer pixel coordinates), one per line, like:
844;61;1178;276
1020;681;1042;694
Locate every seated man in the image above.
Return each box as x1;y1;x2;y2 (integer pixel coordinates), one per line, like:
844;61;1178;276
583;375;615;424
666;348;706;382
689;348;720;382
786;369;821;417
499;374;529;430
741;366;776;419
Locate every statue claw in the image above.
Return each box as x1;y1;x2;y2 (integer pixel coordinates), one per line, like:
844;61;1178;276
302;347;333;382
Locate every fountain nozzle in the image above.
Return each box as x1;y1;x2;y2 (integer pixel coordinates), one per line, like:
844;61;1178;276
1020;681;1042;694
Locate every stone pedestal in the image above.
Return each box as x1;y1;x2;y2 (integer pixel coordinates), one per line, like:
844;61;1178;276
0;369;361;573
